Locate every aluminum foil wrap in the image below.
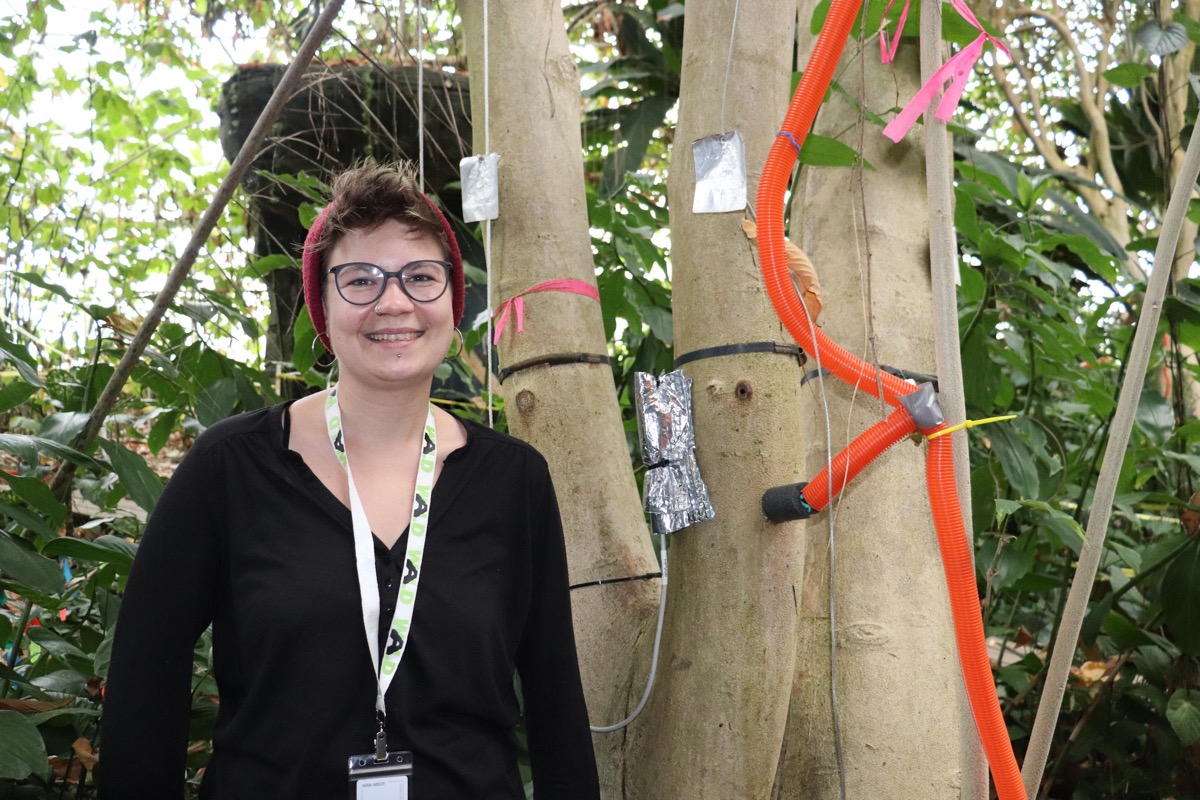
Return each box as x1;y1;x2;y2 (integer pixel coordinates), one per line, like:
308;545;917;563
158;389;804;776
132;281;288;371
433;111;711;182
634;370;715;534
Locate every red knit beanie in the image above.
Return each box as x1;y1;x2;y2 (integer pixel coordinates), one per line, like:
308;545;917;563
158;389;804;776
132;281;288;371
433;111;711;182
301;193;465;354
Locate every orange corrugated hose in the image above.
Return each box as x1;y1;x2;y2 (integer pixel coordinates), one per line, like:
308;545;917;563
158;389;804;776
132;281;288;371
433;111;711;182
801;408;915;512
754;1;1027;797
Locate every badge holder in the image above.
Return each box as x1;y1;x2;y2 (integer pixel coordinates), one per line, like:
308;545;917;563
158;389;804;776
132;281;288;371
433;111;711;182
347;744;413;800
692;129;747;214
461;153;500;222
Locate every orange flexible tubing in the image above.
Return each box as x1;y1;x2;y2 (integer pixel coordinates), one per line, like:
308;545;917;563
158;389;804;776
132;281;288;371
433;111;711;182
928;434;1026;798
754;0;1028;797
755;0;912;408
802;407;915;512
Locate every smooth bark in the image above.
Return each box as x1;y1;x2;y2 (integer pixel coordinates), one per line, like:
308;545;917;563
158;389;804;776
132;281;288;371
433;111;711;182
460;2;660;794
773;17;967;799
624;1;806;798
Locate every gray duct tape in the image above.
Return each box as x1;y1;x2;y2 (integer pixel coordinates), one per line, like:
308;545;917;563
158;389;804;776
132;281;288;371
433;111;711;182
897;382;945;431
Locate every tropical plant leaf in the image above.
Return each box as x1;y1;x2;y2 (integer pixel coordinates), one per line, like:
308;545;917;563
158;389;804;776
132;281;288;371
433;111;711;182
1103;63;1151;89
97;438;163;513
1167;689;1200;746
41;534;135;572
1135;21;1189;56
0;531;64;595
0;711;48;781
1162;542;1200;656
0;434;103;470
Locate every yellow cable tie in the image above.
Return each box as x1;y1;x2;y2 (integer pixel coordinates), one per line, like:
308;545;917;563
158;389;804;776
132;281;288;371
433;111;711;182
926;414;1017;440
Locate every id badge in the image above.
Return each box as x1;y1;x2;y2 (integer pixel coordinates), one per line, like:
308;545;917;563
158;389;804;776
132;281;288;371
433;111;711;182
347;751;413;800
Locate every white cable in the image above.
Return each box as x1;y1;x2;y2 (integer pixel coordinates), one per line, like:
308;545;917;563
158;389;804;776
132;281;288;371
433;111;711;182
416;0;425;191
482;0;494;428
719;0;742;133
590;533;668;733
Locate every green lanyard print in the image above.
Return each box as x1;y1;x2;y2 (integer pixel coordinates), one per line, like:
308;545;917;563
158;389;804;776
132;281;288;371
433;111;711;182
325;386;437;756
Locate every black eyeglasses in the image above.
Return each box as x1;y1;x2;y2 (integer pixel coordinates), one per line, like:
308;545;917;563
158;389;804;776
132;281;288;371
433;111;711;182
327;261;452;306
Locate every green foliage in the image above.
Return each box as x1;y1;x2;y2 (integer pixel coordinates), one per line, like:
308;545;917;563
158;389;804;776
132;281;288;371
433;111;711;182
959;143;1200;798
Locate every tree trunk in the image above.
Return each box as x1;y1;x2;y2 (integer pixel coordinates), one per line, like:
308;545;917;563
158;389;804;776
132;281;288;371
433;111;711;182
623;2;806;798
772;18;969;799
459;3;661;794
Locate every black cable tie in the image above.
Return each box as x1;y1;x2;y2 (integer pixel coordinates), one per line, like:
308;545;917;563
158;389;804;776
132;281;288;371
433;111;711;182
570;571;663;591
674;341;807;369
496;352;612;385
800;364;939;392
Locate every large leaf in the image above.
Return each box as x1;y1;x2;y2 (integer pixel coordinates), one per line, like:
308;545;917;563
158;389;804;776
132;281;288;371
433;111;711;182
989;425;1041;500
1;473;68;530
1135;21;1189;56
196;377;238;428
0;711;48;781
0;434;103;470
97;438;163;513
0;500;57;538
26;625;92;673
798;133;869;168
0;380;37;413
1102;63;1151;89
1162;541;1200;656
0;531;64;595
1167;689;1200;746
41;534;135;572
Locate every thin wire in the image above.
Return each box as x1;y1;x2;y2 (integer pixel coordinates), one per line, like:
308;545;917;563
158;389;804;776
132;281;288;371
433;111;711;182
483;0;494;428
719;0;742;133
590;532;669;732
806;301;847;800
416;0;425;191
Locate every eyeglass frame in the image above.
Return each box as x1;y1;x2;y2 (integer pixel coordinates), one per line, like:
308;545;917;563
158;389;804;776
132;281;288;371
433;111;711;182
325;260;453;306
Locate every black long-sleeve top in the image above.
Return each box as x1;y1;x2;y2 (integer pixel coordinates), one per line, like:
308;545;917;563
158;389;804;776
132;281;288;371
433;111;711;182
99;403;599;799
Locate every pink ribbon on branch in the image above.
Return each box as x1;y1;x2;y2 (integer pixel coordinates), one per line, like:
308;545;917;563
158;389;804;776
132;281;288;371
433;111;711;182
493;279;601;345
878;0;912;65
881;0;1010;143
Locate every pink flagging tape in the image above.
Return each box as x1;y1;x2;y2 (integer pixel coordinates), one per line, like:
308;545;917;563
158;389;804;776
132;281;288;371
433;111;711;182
881;0;1010;143
493;279;601;345
879;0;911;65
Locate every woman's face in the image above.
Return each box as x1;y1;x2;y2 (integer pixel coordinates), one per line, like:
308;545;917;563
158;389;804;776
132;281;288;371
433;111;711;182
323;219;454;392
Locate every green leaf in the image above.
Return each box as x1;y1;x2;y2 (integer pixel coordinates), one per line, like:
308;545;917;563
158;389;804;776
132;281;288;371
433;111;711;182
0;501;56;537
148;408;180;455
0;711;49;781
41;534;135;572
0;434;103;470
1136;21;1189;56
989;426;1040;499
196;377;238;428
26;625;91;672
245;253;298;276
0;344;43;388
799;134;869;168
97;439;163;513
1162;541;1200;656
0;380;37;413
0;531;64;595
1102;63;1151;89
2;473;68;530
1167;689;1200;746
38;411;89;444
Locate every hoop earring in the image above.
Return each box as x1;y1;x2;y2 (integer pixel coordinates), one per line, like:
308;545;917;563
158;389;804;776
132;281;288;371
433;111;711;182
445;328;465;361
311;336;336;369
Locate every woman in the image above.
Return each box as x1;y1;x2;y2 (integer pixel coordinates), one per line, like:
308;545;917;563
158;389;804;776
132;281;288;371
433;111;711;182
100;161;600;799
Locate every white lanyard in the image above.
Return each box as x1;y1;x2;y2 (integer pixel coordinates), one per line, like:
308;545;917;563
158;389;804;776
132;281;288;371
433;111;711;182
324;386;437;721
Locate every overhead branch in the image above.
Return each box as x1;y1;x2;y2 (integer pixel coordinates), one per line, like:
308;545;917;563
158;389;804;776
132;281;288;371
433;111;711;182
48;0;349;499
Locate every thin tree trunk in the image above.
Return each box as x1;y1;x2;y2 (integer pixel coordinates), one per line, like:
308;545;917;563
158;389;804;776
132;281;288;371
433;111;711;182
459;2;660;793
772;17;967;799
624;1;806;797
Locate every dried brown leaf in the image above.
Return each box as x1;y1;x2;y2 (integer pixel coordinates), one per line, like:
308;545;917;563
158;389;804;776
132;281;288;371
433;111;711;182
741;220;823;323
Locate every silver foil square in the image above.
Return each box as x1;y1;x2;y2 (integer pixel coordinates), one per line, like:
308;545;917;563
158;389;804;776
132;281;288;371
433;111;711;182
634;371;716;534
460;153;500;222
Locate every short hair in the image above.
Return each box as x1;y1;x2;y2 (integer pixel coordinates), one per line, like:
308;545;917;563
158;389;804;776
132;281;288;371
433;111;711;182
308;160;450;272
